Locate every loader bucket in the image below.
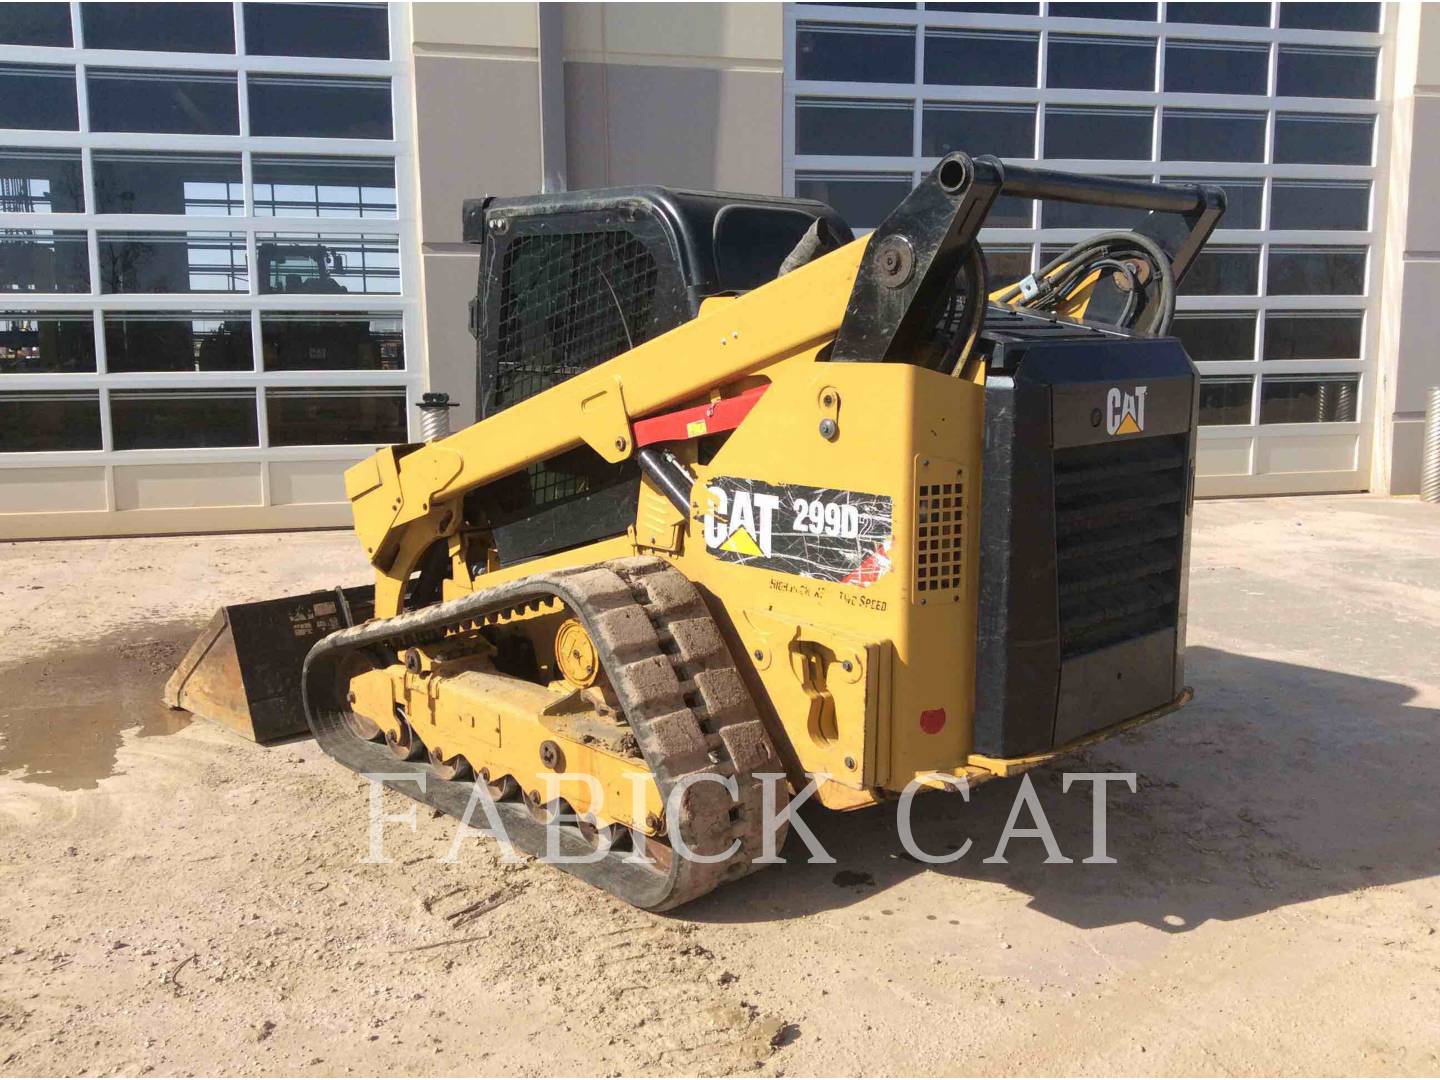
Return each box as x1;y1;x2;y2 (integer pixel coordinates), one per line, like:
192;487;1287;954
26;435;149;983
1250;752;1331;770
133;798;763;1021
163;586;374;744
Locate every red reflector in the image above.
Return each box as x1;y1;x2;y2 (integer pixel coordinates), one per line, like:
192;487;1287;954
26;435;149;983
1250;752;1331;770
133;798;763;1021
919;708;946;735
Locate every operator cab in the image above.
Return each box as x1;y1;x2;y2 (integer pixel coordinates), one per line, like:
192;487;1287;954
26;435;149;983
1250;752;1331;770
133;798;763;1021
461;188;853;567
463;187;853;420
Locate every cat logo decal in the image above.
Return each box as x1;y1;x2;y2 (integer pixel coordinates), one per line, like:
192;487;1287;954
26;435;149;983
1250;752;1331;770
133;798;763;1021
1106;385;1148;436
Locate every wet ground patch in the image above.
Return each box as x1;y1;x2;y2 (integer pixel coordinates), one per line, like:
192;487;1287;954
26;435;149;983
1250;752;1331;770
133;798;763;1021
0;621;200;790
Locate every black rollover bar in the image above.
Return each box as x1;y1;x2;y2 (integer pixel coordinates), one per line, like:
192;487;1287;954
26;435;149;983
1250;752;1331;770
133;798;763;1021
998;163;1220;216
831;152;1227;364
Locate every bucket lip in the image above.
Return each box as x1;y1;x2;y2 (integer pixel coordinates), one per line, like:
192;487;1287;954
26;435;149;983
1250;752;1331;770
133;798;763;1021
164;585;374;744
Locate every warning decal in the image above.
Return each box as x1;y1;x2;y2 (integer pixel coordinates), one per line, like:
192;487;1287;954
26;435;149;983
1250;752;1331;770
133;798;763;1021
702;477;894;587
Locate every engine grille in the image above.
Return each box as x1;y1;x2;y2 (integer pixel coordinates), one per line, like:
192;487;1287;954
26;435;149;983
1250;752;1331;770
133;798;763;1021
1053;434;1189;658
915;474;964;595
494;229;660;414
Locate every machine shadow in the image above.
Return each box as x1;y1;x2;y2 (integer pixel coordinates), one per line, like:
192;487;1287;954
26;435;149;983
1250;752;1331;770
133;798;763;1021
685;645;1440;931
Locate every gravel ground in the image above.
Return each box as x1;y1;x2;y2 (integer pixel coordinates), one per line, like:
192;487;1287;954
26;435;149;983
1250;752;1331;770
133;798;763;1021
2;496;1439;1076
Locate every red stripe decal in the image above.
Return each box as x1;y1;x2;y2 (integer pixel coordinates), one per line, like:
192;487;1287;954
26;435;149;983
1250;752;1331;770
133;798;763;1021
633;384;770;447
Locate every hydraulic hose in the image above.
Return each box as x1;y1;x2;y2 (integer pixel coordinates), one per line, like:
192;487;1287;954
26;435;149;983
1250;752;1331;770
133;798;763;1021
946;241;989;377
993;230;1177;336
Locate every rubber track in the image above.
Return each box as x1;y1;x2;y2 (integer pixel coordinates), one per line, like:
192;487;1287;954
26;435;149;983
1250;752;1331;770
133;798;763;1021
302;557;788;910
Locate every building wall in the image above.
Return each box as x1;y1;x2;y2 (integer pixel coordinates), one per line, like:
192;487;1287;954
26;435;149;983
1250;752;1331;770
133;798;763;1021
0;2;420;540
783;3;1395;498
0;2;786;540
5;2;1433;541
406;1;786;425
409;3;543;427
562;3;784;194
1373;3;1440;494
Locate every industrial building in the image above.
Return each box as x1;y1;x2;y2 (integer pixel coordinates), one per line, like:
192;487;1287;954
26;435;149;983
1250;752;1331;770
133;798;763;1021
0;1;1434;538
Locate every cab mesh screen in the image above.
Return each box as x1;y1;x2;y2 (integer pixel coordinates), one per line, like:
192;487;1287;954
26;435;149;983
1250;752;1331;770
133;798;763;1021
494;229;661;412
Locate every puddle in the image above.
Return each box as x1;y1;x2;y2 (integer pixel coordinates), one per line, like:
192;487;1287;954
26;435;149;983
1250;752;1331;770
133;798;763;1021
0;621;200;791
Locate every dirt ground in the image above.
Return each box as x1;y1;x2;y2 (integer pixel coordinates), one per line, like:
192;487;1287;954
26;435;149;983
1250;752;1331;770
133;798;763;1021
2;495;1439;1077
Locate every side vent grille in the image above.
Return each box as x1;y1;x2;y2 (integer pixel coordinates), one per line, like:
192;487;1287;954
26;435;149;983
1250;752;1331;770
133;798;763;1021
1053;435;1188;657
914;460;964;598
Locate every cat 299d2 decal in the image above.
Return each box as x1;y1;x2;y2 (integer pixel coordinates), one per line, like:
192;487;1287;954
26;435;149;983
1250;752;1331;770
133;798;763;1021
701;477;894;587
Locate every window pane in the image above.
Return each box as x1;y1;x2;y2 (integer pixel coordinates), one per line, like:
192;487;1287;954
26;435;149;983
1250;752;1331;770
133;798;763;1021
0;3;71;46
922;103;1034;158
244;2;389;59
1164;40;1268;95
797;99;912;157
266;386;407;446
0;390;100;450
984;245;1032;288
0;64;78;130
1273;113;1374;166
928;2;1038;11
925;30;1038;87
1048;2;1156;19
987;194;1034;227
256;234;399;295
0;313;95;373
1161;175;1262;229
261;312;404;371
1047;34;1154;91
1199;376;1253;425
0;230;89;293
1172;311;1256;361
1267;247;1366;295
81;2;233;52
1263;311;1363;360
797;23;914;83
1278;3;1380;33
1276;46;1378;100
98;232;248;293
1270;180;1369;231
92;152;243;217
795;173;911;230
1162;108;1265;162
1044;106;1152;160
0;149;83;213
252;156;397;219
111;388;258;449
248;75;392;139
104;312;253;373
1166;2;1269;27
1259;375;1358;424
1181;247;1260;295
88;69;238;135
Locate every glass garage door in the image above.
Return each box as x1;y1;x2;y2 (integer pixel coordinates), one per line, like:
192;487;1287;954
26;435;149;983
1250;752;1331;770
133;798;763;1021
0;2;419;536
785;1;1388;495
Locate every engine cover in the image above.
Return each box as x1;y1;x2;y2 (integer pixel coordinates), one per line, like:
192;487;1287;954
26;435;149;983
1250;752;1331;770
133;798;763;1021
973;310;1199;757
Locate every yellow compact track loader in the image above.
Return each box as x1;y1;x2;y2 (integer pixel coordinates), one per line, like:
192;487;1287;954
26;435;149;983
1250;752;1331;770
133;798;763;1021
167;152;1224;909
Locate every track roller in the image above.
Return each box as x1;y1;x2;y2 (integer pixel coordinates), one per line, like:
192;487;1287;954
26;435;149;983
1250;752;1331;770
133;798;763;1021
479;768;519;801
428;746;473;782
384;709;425;761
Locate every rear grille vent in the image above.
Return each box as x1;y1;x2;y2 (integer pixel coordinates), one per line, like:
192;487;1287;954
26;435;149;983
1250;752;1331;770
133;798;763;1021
1053;435;1188;657
915;472;964;595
